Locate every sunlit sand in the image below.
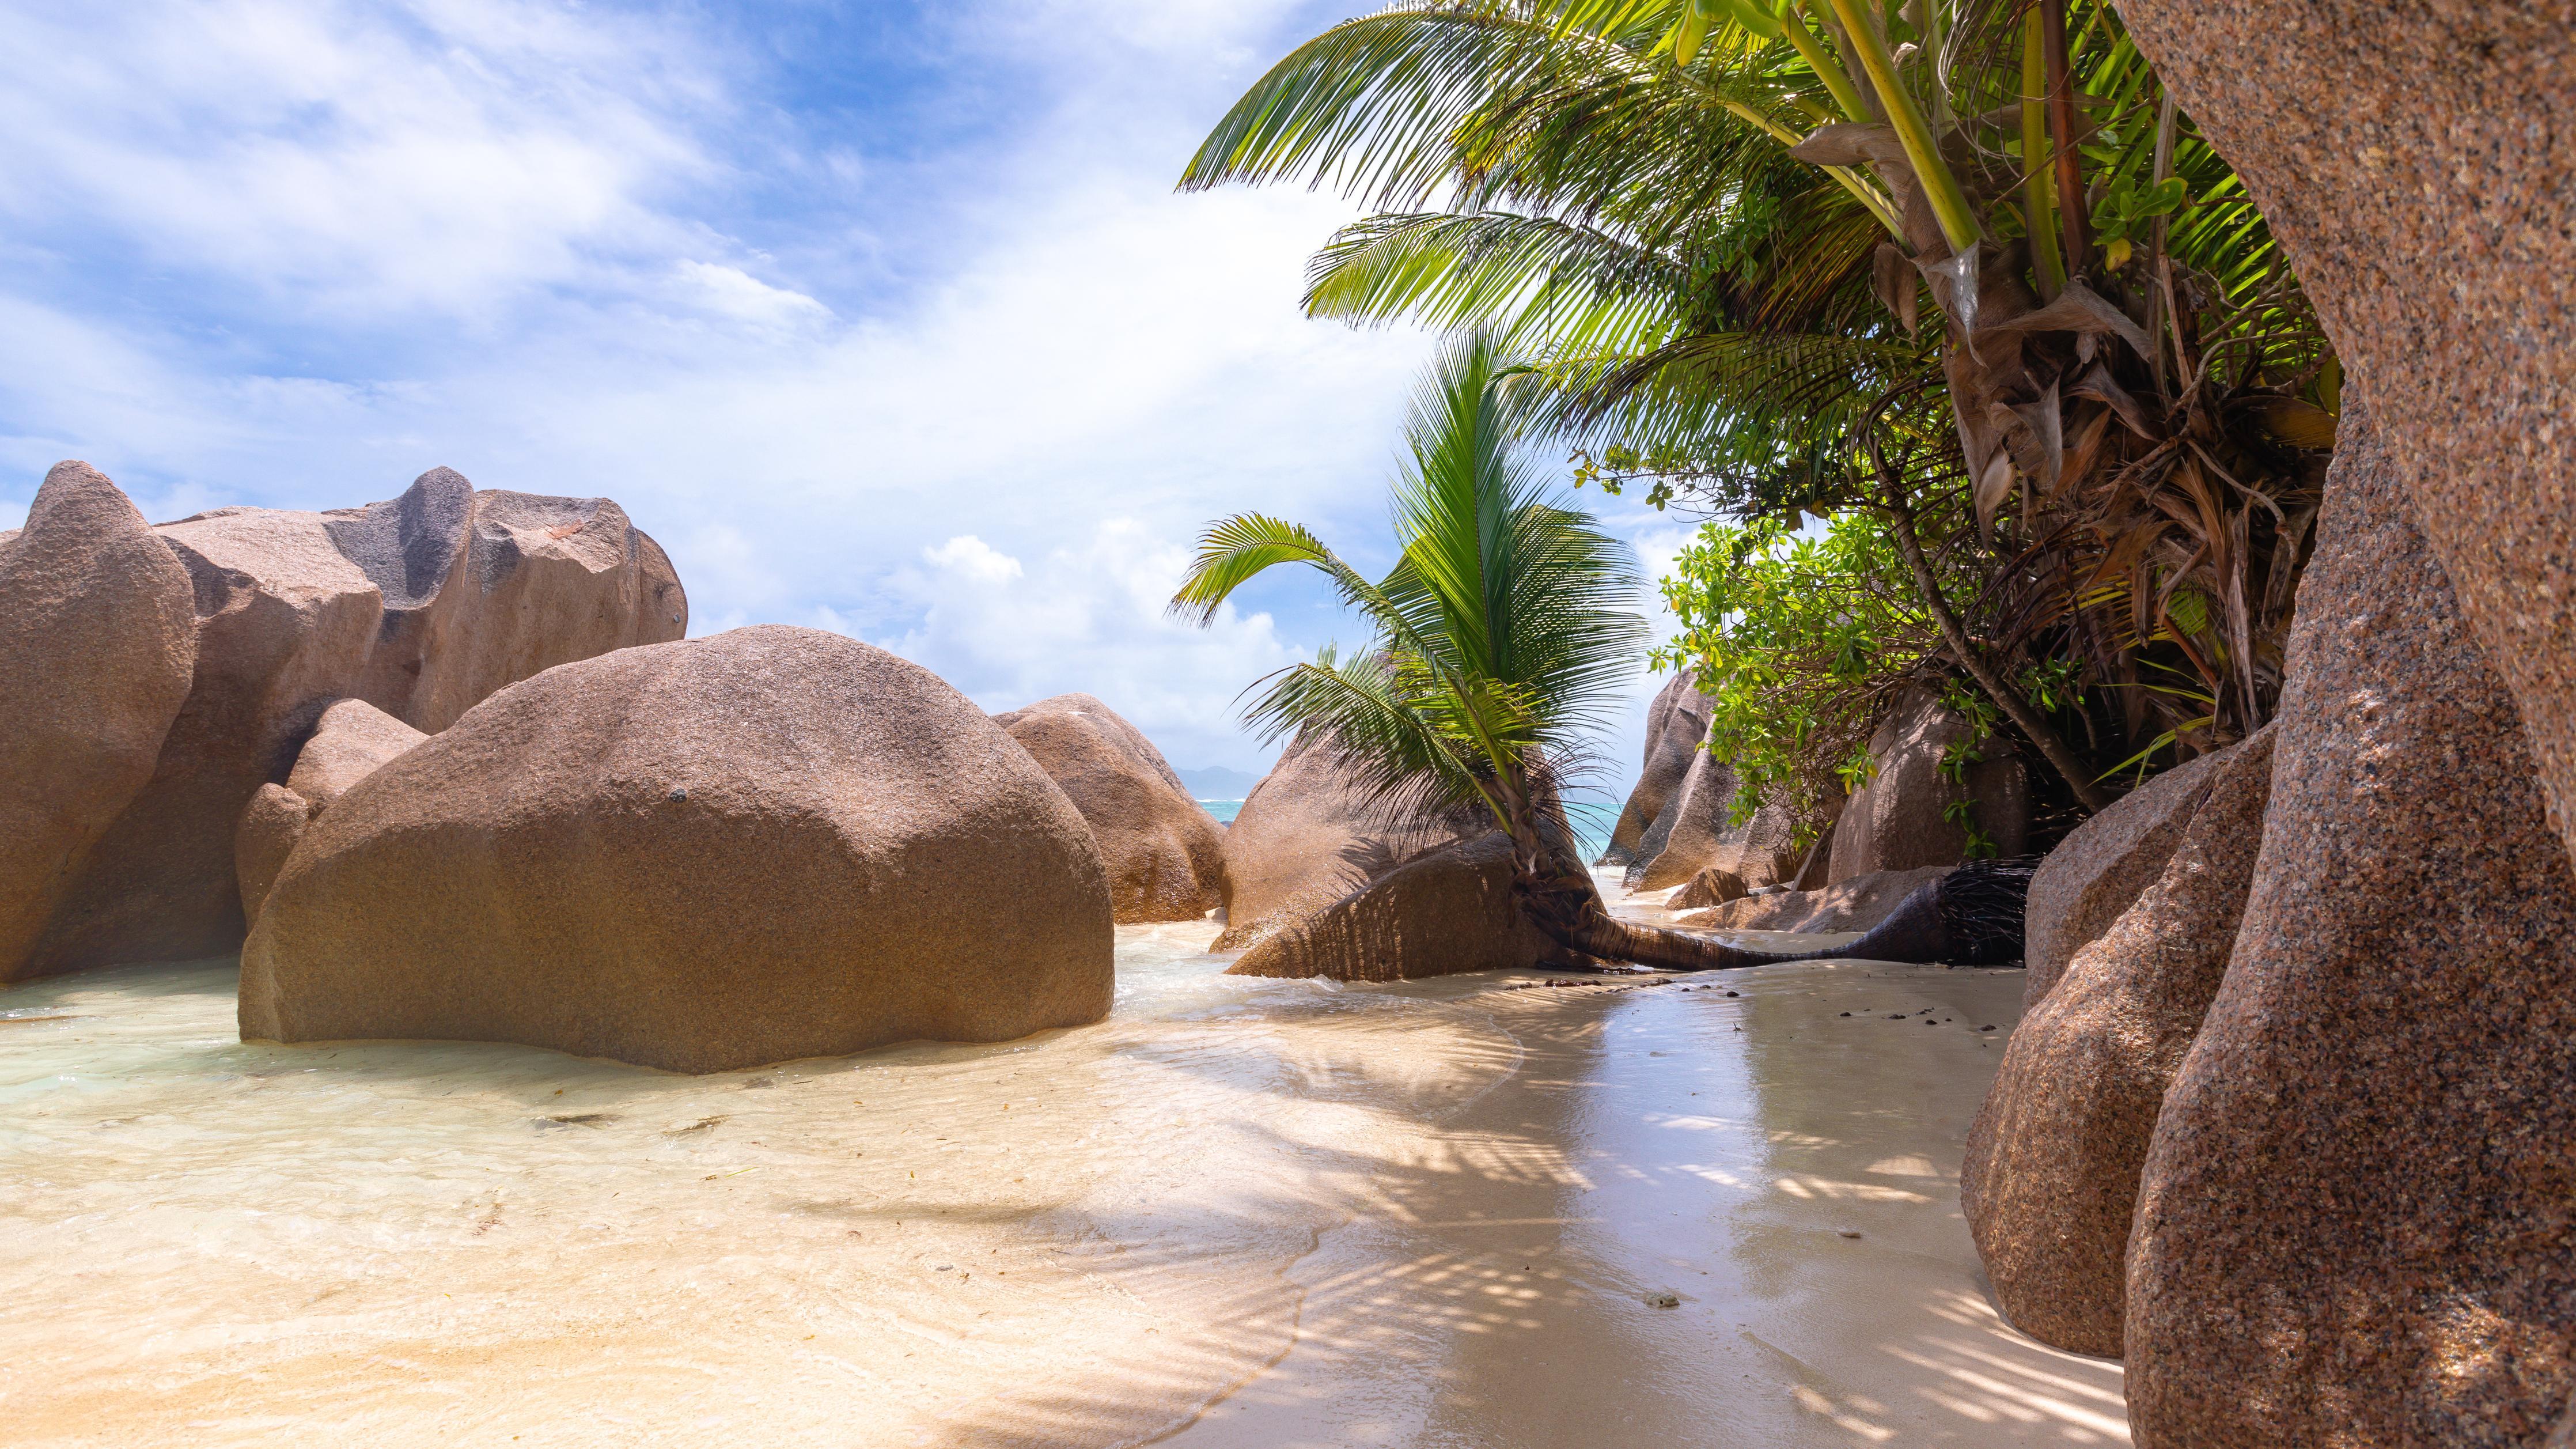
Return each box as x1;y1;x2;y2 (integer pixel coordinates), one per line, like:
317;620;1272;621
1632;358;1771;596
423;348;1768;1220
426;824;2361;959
2;892;2122;1447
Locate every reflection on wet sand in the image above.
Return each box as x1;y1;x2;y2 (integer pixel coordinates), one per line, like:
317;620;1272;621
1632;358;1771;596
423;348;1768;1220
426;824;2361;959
1156;956;2126;1447
1;909;2125;1446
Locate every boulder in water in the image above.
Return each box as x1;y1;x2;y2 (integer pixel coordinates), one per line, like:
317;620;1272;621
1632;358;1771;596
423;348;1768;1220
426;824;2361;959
1228;833;1550;982
1960;727;2275;1357
21;468;685;976
1215;735;1486;950
994;693;1224;924
0;463;198;983
241;626;1113;1073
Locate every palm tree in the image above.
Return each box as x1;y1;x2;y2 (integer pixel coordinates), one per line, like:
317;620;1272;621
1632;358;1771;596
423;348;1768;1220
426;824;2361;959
1170;331;1768;971
1181;0;2335;806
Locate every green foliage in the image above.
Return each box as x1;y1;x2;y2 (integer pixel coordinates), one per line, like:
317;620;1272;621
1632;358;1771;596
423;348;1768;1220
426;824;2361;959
1186;0;2336;816
1654;510;1956;830
1173;331;1649;831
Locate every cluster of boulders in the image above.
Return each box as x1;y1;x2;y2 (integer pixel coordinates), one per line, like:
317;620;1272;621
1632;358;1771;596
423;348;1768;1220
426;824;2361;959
2;463;686;982
1607;674;2029;936
244;627;1117;1073
0;463;1145;1075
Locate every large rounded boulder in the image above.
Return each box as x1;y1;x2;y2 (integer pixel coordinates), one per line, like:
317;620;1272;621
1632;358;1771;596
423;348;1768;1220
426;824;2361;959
1229;833;1550;982
1959;727;2275;1357
240;626;1113;1073
0;463;198;982
1214;734;1487;950
994;693;1224;923
2017;743;2237;1008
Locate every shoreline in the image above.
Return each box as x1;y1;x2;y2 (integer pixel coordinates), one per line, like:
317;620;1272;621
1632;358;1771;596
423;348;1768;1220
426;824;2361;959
0;915;2120;1446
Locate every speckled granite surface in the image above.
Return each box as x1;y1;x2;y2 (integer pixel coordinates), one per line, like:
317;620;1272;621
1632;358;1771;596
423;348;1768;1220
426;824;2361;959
2123;418;2576;1446
1960;727;2274;1359
2018;743;2235;1012
2116;0;2576;861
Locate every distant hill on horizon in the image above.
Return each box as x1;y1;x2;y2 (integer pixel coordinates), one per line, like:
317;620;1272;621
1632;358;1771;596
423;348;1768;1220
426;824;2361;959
1175;765;1262;800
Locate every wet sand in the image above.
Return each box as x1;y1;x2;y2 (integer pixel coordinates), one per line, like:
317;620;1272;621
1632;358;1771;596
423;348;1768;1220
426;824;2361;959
1;907;2124;1447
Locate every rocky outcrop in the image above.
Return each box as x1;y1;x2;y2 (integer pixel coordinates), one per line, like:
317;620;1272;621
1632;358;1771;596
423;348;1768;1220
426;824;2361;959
241;626;1113;1074
233;699;427;926
14;468;685;976
1827;686;2028;885
1215;735;1486;950
995;694;1224;923
1677;865;1950;935
1229;832;1550;982
2039;10;2576;1439
1599;671;1712;866
2122;421;2576;1443
0;464;197;982
2020;743;2240;1009
1621;746;1802;894
1960;727;2276;1359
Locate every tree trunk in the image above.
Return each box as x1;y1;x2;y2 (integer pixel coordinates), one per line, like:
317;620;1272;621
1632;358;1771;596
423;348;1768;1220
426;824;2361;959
1499;776;1783;971
1884;500;2115;812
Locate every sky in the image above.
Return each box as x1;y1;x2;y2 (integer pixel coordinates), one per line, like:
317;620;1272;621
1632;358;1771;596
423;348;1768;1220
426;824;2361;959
0;0;1701;795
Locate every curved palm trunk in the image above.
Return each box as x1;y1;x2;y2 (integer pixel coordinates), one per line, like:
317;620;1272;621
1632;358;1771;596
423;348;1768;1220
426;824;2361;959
1498;776;1783;971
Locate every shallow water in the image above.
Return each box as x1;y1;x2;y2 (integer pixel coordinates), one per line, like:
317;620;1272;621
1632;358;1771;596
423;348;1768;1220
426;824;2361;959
3;924;1531;1447
1;904;2124;1447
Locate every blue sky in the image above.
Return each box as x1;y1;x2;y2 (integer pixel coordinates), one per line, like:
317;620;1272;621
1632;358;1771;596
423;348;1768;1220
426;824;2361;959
0;0;1697;786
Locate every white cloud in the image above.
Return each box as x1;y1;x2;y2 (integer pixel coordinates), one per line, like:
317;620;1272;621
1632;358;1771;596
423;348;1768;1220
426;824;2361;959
0;0;716;320
0;0;1689;784
868;520;1303;770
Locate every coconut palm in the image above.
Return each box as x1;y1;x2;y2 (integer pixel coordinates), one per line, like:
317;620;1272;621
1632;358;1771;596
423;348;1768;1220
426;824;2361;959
1183;0;2336;810
1170;332;1765;971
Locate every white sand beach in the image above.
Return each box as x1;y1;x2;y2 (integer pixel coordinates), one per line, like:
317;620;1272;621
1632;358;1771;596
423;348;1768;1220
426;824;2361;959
1;886;2122;1448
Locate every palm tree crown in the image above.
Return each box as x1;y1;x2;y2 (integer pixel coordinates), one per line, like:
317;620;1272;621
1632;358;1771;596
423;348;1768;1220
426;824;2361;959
1175;331;1772;973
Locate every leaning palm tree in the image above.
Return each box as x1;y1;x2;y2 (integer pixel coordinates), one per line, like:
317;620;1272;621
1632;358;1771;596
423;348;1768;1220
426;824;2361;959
1170;331;1771;971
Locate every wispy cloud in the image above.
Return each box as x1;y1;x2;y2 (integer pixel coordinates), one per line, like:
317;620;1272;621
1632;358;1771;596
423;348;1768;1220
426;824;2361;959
0;0;1689;776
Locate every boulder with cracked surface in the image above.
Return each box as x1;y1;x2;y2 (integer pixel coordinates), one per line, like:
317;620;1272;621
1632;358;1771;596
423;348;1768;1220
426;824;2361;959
16;467;685;976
